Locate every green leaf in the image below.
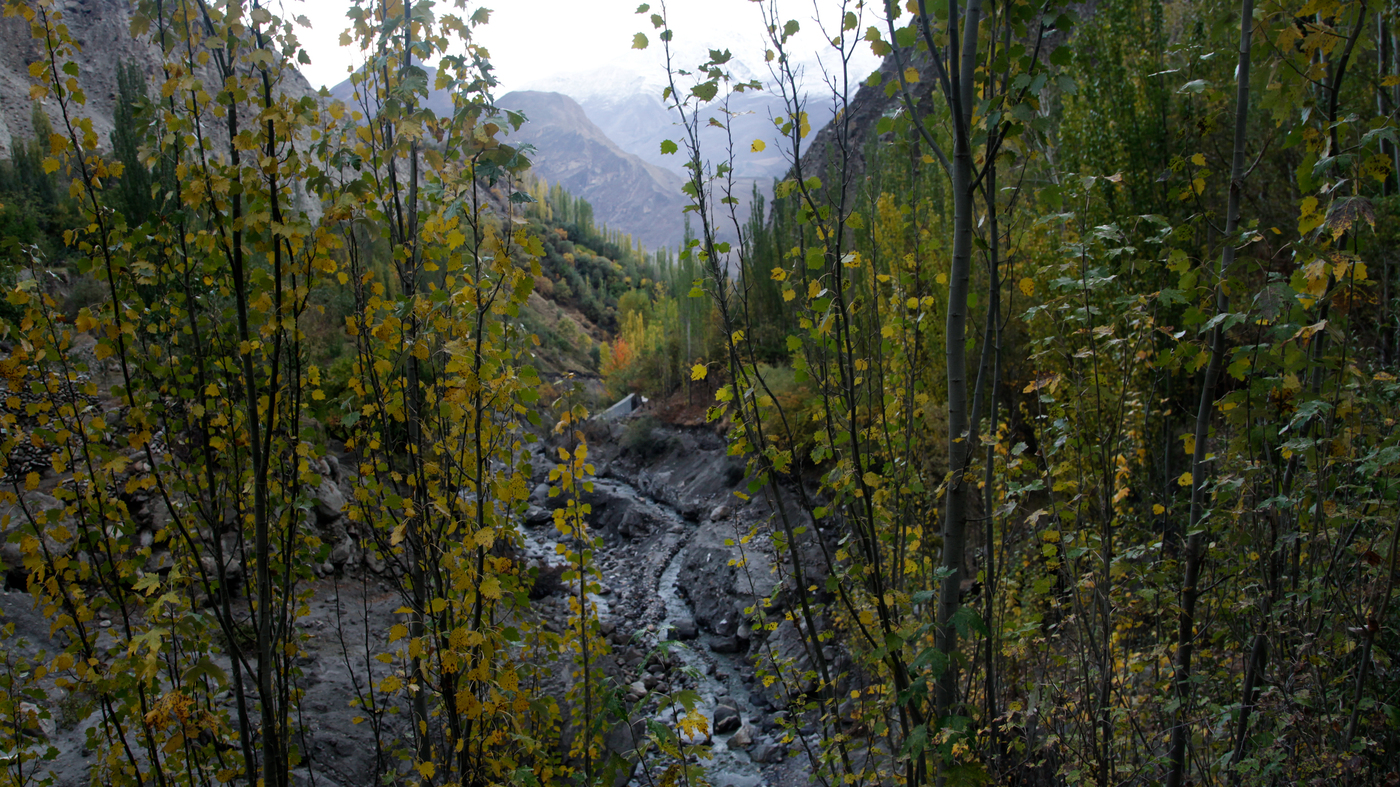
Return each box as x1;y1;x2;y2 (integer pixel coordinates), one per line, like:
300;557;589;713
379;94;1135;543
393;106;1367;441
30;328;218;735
782;19;800;39
899;724;928;757
632;32;649;50
660;139;678;155
951;605;989;637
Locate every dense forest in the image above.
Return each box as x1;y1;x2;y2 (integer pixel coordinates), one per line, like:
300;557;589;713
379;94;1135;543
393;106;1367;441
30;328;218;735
0;0;1398;785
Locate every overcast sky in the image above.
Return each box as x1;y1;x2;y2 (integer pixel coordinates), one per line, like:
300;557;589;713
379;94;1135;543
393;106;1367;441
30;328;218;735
285;0;881;97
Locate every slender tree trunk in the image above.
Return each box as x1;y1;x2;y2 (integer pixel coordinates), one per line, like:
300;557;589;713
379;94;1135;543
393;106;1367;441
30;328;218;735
1165;2;1253;785
1228;633;1268;786
934;0;984;721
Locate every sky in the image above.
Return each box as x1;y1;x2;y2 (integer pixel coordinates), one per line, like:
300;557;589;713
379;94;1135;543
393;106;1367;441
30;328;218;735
285;0;881;98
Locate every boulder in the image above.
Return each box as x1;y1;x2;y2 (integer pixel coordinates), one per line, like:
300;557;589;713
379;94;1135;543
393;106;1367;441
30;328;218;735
667;617;698;641
751;739;786;763
311;478;346;523
708;635;744;654
713;704;741;734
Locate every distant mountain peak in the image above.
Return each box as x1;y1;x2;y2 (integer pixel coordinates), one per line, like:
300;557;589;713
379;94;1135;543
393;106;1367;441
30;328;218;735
497;90;686;251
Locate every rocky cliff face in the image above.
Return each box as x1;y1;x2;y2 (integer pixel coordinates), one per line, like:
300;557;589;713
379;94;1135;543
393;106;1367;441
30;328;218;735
497;90;687;251
0;0;317;159
0;0;147;158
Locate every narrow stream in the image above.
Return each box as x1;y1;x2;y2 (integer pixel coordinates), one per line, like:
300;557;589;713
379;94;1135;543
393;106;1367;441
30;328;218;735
618;476;766;786
523;475;770;785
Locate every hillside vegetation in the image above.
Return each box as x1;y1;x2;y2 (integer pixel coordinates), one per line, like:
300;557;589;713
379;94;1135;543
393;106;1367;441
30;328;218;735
0;0;1399;786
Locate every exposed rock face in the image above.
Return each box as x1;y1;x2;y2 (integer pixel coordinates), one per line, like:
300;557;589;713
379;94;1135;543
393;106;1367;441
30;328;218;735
0;0;317;159
497;90;687;250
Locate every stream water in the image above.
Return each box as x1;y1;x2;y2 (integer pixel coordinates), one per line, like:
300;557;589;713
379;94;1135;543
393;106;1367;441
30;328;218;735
520;476;771;786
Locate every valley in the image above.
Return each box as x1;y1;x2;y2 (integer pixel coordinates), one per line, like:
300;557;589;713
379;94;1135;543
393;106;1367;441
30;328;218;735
1;0;1399;785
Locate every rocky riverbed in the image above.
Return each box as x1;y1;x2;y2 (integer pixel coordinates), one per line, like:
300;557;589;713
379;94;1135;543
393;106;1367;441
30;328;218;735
1;411;840;787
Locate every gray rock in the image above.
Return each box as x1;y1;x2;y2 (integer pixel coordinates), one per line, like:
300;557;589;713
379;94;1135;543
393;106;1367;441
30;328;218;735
311;478;346;523
18;701;54;738
144;549;173;573
751;739;786;763
730;723;756;748
365;551;386;574
668;617;698;641
708;635;743;654
713;704;741;734
329;536;356;567
627;680;647;700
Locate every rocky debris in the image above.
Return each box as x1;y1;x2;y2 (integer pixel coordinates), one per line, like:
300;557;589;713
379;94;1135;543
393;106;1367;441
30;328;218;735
5;411;820;785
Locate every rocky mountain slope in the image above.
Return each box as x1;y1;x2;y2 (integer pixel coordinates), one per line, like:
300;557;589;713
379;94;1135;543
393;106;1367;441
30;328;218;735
0;0;146;158
0;0;318;158
497;91;687;251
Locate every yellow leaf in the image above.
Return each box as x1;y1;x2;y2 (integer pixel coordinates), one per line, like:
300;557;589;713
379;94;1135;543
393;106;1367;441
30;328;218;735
1290;319;1327;344
416;762;436;779
480;576;502;600
903;66;920;83
770;267;787;281
751;139;766;153
42;157;59;175
1152;504;1166;515
782;288;795;301
1191;153;1206;166
691;364;708;381
389;624;408;642
1018;277;1035;297
1177;471;1193;487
